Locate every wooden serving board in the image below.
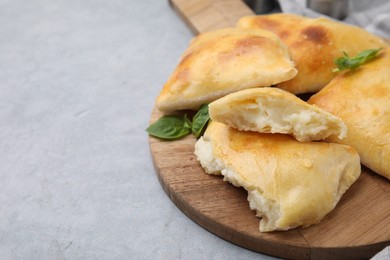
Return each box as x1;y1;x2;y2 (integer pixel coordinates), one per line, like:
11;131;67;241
149;110;390;260
149;1;390;259
168;0;254;34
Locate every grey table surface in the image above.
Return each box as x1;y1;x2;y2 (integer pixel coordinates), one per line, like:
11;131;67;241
0;0;275;259
0;0;388;259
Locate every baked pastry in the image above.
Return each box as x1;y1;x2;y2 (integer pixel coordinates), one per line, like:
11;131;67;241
194;121;361;232
308;47;390;180
237;14;388;94
209;87;346;142
156;28;297;112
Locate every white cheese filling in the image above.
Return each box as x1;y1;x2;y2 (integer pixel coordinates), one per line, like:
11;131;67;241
218;97;346;142
194;136;282;232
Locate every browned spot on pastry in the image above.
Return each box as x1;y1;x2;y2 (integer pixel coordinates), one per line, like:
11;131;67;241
255;17;281;31
301;25;328;44
175;69;190;83
235;36;268;49
279;30;291;41
179;51;193;66
218;36;269;62
161;68;190;95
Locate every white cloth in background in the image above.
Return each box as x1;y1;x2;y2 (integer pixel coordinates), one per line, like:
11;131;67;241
278;0;390;38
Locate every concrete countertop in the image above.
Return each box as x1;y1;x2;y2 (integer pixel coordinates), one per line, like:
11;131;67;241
1;0;388;259
0;0;274;258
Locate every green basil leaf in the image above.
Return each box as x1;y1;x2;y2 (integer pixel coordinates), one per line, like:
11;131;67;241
183;113;192;130
192;104;210;138
333;48;382;72
146;114;192;140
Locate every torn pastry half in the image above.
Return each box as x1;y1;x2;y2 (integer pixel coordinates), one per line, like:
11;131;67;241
194;121;361;232
156;27;297;112
308;47;390;180
237;13;388;94
209;87;346;142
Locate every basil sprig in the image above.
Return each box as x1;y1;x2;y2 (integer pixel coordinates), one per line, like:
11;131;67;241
333;48;383;72
191;104;210;138
147;104;210;140
146;114;192;140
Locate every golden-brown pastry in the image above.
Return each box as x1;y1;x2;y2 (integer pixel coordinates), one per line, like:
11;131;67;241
156;28;297;112
194;121;361;232
308;47;390;180
209;87;346;142
237;14;388;94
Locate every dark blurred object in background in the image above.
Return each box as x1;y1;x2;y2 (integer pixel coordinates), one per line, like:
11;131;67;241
244;0;281;14
307;0;349;19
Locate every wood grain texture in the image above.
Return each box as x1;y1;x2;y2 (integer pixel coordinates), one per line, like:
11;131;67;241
168;0;390;43
149;107;390;259
149;0;390;258
169;0;253;34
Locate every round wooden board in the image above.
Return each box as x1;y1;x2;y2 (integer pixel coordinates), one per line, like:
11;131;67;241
149;108;390;260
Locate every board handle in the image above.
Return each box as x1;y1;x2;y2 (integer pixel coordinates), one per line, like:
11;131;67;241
169;0;254;34
169;0;390;43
